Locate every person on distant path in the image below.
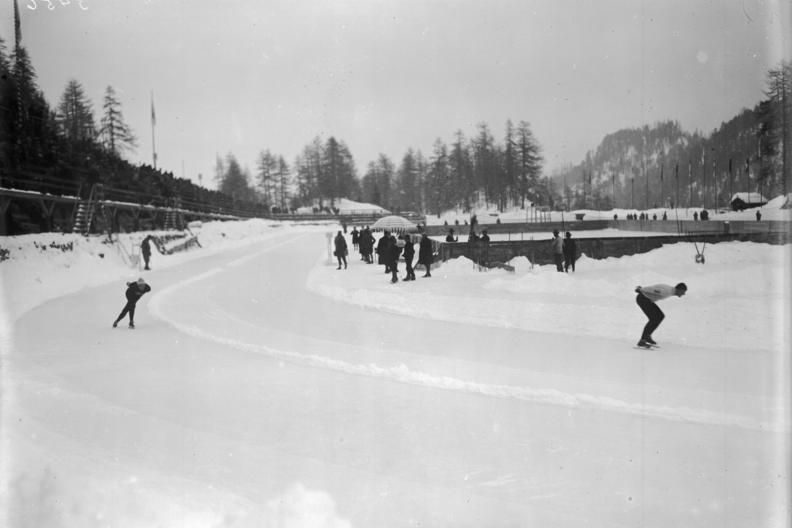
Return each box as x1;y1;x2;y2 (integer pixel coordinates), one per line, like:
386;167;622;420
634;282;687;348
388;233;403;283
113;278;152;329
361;227;375;263
551;230;564;272
402;233;416;281
377;231;393;273
563;231;577;273
756;210;762;221
351;226;360;252
333;231;348;269
418;233;433;277
141;235;152;270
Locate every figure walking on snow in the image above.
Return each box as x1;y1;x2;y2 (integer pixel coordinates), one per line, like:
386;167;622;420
402;234;416;281
141;235;152;270
113;278;152;329
551;230;564;272
634;282;687;348
334;231;348;269
563;231;577;272
418;233;433;277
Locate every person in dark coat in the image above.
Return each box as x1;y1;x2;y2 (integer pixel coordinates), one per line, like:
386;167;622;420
141;235;152;270
418;233;433;277
361;227;375;263
563;231;577;272
376;231;392;273
480;229;490;243
351;227;360;252
388;233;403;283
551;230;564;272
113;278;151;329
402;234;416;281
445;228;458;242
333;231;348;269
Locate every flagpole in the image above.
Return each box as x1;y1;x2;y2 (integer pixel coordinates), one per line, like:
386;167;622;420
151;91;157;169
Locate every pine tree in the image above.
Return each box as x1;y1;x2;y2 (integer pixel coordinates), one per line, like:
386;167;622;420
256;149;277;205
275;155;291;212
57;79;95;144
396;148;419;211
515;120;543;207
449;130;473;211
218;153;253;201
99;85;137;157
427;138;450;215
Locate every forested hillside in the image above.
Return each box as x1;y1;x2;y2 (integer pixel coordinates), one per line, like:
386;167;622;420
552;62;791;211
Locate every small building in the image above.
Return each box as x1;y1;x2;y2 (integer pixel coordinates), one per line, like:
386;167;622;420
730;192;767;211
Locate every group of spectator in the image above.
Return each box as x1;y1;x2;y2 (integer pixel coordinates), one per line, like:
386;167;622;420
343;226;435;283
350;226;377;263
691;210;710;221
551;230;577;273
624;212;669;221
443;227;491;243
339;222;586;281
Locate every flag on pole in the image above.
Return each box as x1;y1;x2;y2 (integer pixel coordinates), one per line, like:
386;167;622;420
14;0;22;47
150;93;156;126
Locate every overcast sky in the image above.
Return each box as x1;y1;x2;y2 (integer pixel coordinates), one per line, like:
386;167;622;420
3;0;790;188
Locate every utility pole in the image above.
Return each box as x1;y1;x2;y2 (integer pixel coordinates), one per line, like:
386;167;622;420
151;91;157;169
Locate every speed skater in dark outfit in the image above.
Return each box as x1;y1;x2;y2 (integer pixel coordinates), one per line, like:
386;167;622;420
113;278;152;329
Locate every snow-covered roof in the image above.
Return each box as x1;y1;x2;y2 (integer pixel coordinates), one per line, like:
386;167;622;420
294;199;390;215
729;192;766;204
334;198;389;214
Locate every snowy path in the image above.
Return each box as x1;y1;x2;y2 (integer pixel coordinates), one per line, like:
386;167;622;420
3;231;788;527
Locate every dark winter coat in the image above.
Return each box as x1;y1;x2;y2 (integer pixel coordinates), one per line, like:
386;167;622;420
418;236;433;265
562;238;577;258
388;236;402;266
333;234;348;256
125;281;151;302
376;235;391;265
402;237;415;264
141;237;152;256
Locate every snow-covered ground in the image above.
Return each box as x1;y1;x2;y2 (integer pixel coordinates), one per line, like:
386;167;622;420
1;213;790;527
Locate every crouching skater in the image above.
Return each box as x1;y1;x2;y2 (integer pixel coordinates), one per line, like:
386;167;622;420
113;278;151;329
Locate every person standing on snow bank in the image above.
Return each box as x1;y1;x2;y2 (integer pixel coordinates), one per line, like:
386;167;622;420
334;231;348;269
562;231;577;273
141;235;152;270
551;230;564;272
402;233;416;281
634;282;687;348
418;233;433;277
113;278;152;329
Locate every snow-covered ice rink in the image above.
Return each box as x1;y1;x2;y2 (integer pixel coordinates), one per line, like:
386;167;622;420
1;221;790;527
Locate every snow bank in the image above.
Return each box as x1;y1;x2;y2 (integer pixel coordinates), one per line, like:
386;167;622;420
0;220;334;323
